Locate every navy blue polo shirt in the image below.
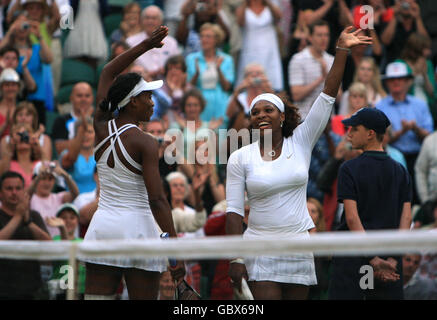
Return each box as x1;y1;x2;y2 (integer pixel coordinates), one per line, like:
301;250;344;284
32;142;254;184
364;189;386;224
337;151;412;231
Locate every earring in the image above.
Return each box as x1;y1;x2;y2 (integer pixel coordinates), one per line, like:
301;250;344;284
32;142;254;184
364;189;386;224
280;121;283;127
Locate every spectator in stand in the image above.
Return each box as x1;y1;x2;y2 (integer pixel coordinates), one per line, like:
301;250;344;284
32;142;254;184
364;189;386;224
73;168;98;238
414;130;437;204
226;63;273;128
51;82;94;156
236;0;283;92
383;127;408;169
0;171;51;299
110;2;142;44
177;0;230;56
126;5;180;79
288;20;334;120
0;122;42;188
403;253;437;299
0;13;53;125
186;23;234;123
158;270;176;300
0;68;20;139
0;46;36;95
160;55;190;119
60;115;96;195
380;0;429;65
46;203;87;300
63;0;108;67
339;57;386;114
376;61;433;204
332;82;369;136
1;101;52;161
397;33;437;123
297;0;353;54
28;161;79;237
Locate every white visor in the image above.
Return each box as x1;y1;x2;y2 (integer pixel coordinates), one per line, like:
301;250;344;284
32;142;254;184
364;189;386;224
115;78;163;110
249;93;284;114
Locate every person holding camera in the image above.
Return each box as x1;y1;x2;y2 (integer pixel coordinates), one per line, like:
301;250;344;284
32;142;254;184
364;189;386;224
381;0;429;65
0;12;53;125
0;122;42;188
0;68;20;139
28;161;79;237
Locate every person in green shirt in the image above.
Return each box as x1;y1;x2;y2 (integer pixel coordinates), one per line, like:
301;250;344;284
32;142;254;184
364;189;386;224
46;203;86;300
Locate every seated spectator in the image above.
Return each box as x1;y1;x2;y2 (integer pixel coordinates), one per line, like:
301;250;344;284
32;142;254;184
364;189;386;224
109;41;130;62
51;82;94;156
158;270;176;300
0;68;20;138
403;253;437;300
63;0;108;67
1;101;52;161
186;23;234;122
160;55;191;117
126;5;180;79
28;161;79;237
73;168;98;238
0;122;42;188
307;197;326;234
226;63;273;131
177;0;230;56
397;33;437;123
236;0;283;92
288;20;334;120
332;82;369;136
46;203;86;300
0;46;36;95
110;2;142;44
415;130;437;204
339;57;386;114
60;116;96;194
0;171;51;299
0;13;54;125
380;0;429;64
376;61;434;204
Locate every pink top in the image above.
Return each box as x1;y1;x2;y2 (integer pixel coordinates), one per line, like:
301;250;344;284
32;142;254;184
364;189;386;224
9;161;39;188
30;192;67;237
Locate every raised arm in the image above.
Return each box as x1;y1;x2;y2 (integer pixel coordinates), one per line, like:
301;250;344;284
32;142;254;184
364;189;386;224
95;26;168;122
323;27;372;97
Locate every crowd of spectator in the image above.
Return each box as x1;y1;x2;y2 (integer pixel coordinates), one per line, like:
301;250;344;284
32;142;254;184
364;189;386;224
0;0;437;300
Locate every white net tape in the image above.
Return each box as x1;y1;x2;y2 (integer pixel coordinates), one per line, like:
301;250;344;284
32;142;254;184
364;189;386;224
1;229;437;261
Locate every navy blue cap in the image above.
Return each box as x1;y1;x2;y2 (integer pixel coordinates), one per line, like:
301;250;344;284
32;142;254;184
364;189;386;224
342;108;391;134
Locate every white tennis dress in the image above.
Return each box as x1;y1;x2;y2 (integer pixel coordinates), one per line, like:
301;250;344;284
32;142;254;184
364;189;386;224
83;119;167;272
226;92;336;285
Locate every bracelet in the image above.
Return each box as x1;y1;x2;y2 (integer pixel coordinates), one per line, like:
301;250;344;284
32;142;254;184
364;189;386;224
336;46;351;53
230;258;244;264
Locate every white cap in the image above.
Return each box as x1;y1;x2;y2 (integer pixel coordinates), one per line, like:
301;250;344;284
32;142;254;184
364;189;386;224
115;79;163;110
382;62;413;80
0;68;20;84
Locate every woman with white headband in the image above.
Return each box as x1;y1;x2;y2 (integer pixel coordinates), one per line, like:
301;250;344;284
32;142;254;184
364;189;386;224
226;27;372;300
82;26;185;300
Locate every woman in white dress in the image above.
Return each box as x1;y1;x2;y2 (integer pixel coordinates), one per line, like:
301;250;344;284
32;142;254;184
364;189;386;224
226;27;372;300
63;0;108;66
83;26;185;300
236;0;283;92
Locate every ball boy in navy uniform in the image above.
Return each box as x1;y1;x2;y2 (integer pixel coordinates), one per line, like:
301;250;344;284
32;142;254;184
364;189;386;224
328;108;412;300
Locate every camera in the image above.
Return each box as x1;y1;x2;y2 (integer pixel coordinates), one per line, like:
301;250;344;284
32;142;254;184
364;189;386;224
252;77;262;85
21;22;30;30
17;131;29;143
401;1;410;10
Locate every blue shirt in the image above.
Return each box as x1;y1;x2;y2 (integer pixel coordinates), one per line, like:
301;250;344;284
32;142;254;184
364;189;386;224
61;152;96;194
376;95;434;154
186;50;234;122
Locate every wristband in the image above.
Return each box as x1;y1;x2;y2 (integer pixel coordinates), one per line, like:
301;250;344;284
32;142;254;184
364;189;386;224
230;258;244;264
336;46;351;53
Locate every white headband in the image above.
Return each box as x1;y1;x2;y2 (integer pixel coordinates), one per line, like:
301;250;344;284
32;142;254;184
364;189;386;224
249;93;284;113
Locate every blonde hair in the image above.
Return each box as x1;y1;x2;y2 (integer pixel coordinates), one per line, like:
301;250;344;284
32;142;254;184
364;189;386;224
354;57;386;98
200;23;225;46
348;82;368;101
307;197;326;232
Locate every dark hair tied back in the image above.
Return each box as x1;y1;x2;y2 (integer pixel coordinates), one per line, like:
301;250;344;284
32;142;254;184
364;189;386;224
98;73;143;113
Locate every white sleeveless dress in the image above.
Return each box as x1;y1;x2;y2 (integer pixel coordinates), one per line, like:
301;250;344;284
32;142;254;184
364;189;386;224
236;7;283;91
83;119;167;272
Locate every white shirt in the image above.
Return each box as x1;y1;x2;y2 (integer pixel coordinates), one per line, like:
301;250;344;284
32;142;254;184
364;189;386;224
288;47;334;120
226;92;335;237
126;31;180;74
